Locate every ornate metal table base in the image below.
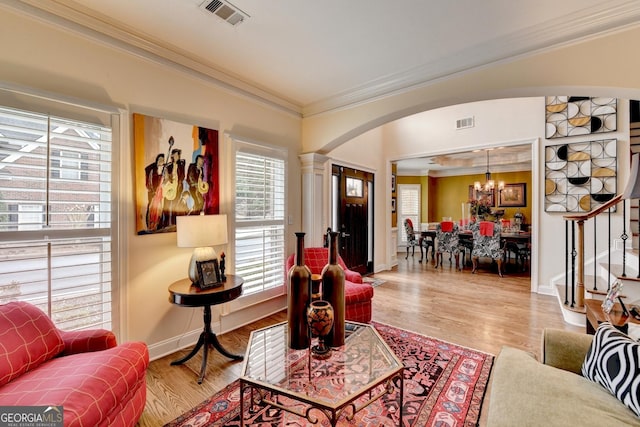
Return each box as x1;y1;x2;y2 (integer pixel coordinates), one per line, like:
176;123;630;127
240;373;403;426
239;322;404;426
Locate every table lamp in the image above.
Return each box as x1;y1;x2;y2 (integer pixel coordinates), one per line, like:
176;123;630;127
177;214;228;283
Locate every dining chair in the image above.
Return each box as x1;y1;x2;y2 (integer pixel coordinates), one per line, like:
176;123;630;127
470;220;504;277
435;220;460;270
504;240;531;272
404;218;419;260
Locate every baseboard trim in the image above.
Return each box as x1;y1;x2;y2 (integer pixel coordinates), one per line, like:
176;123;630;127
147;323;218;361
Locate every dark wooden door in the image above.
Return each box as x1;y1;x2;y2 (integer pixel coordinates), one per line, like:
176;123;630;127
332;165;373;275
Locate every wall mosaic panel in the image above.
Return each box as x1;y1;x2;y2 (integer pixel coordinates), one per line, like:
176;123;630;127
545;96;617;139
545;139;617;212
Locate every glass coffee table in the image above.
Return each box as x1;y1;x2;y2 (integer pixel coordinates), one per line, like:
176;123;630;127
239;321;404;426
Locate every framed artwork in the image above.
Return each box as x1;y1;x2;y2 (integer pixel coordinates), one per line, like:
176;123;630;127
545;96;617;139
499;183;526;207
391;174;396;193
391;197;396;213
196;259;222;289
133;113;219;235
468;185;495;206
544;139;617;212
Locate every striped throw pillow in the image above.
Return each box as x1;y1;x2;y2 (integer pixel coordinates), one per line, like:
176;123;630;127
582;322;640;417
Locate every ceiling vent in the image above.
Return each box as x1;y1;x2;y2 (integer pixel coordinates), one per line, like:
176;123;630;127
456;117;474;130
200;0;249;26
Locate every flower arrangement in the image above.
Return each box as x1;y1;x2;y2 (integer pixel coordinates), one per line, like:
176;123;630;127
469;198;492;218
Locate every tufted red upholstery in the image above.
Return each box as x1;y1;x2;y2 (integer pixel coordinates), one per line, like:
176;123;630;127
285;247;374;323
0;301;149;427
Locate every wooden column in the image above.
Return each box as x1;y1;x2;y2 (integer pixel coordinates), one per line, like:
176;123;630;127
577;219;585;308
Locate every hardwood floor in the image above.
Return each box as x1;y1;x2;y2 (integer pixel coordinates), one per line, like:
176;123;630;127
138;258;583;426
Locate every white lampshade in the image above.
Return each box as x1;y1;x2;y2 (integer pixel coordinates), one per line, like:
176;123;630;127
623;153;640;200
177;214;228;283
177;214;228;248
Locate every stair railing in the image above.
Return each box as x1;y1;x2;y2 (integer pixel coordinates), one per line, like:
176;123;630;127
563;194;625;310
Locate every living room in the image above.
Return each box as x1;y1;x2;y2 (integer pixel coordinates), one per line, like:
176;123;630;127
2;1;640;426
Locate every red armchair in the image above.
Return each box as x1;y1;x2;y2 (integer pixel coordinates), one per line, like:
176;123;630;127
285;247;374;323
0;301;149;427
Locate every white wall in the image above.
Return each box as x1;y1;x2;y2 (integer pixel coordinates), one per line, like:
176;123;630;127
330;97;630;292
2;5;638;356
0;9;302;358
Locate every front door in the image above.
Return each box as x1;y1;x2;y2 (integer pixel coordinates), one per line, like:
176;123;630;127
331;165;373;275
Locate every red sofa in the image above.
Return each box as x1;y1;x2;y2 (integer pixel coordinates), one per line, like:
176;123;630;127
285;247;374;323
0;301;149;427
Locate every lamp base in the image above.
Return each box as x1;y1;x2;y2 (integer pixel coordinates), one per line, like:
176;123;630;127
189;247;218;284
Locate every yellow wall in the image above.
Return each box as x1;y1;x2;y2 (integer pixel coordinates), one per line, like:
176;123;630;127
427;171;532;223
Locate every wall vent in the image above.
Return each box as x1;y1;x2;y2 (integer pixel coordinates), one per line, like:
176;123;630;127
456;117;474;130
200;0;249;26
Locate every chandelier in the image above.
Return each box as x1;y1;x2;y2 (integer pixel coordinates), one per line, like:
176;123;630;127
474;150;505;192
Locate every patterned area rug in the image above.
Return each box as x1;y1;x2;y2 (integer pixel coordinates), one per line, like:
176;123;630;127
164;322;493;427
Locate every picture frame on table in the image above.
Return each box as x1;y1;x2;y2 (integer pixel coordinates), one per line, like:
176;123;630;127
499;183;526;207
196;259;222;289
601;280;623;314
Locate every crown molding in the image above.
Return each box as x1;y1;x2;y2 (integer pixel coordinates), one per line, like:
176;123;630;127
303;0;640;117
5;0;640;119
2;0;303;117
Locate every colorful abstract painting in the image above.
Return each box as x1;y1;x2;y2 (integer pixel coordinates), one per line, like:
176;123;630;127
545;139;617;212
545;96;617;139
133;113;219;235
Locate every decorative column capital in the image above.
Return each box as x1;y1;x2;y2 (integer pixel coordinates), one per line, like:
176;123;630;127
299;152;329;174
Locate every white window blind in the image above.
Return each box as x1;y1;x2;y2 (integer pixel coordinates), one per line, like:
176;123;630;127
0;105;113;331
398;184;421;244
234;143;286;297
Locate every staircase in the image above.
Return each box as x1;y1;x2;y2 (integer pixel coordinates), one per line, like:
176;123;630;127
555;246;640;326
555;193;640;327
554;112;640;326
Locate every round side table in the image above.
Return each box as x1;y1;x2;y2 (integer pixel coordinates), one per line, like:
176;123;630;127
168;274;244;384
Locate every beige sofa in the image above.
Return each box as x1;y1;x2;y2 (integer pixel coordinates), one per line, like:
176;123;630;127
486;329;640;426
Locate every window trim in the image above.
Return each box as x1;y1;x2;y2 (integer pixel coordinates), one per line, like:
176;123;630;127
226;133;288;311
397;183;421;244
0;84;123;339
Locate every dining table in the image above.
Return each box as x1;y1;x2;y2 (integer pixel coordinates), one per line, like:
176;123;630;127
417;228;531;271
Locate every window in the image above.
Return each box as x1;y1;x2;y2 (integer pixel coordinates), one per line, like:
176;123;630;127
0;104;114;331
234;140;286;300
398;184;421;244
346;177;363;197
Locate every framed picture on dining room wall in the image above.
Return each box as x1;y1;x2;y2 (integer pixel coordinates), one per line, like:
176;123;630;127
468;185;495;206
499;183;526;207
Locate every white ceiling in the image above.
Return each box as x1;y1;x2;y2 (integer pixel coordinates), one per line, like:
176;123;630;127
14;0;640;116
395;144;532;176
